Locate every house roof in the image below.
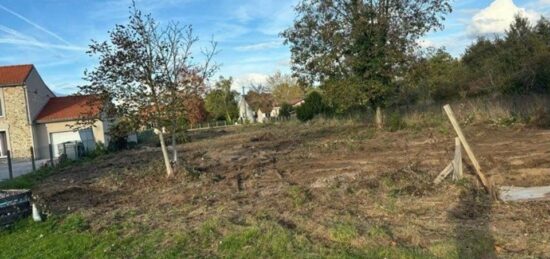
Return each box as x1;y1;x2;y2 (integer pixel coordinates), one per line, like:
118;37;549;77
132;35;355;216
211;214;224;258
36;95;102;123
0;64;34;86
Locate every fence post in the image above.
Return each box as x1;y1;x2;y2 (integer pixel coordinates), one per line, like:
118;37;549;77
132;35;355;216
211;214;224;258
30;147;36;171
49;144;54;166
7;150;13;179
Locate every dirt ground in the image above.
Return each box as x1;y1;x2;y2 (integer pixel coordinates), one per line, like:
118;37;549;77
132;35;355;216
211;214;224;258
32;119;550;258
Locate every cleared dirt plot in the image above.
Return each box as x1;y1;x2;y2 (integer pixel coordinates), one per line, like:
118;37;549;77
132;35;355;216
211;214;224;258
1;119;550;258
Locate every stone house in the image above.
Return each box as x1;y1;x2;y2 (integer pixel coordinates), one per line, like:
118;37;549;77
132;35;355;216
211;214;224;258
0;64;111;160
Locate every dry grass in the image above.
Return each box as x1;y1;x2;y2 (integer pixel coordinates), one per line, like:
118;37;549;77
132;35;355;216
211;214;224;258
1;112;550;258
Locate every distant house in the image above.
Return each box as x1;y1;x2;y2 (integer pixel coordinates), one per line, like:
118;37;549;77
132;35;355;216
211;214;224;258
0;64;112;160
270;98;304;118
238;95;254;122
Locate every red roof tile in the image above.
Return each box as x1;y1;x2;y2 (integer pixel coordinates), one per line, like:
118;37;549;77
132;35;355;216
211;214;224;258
36;95;102;123
0;64;34;86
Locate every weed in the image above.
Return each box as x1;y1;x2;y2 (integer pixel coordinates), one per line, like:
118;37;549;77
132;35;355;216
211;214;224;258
387;111;406;132
329;222;358;243
287;186;311;207
61;214;90;232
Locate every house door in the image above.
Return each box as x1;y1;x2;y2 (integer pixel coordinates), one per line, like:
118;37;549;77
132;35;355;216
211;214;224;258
50;128;95;157
0;131;8;157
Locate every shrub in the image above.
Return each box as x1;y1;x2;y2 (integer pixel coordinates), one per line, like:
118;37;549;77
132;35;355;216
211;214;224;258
387;112;406;132
296;91;330;122
279;103;293;119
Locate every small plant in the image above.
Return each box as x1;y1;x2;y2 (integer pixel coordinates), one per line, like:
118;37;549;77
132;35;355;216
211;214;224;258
329;222;358;243
387;111;406;132
287;186;311;207
61;214;90;232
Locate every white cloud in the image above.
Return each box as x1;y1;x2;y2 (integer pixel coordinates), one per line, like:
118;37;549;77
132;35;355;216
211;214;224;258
468;0;540;36
417;39;435;48
233;73;268;90
235;40;282;51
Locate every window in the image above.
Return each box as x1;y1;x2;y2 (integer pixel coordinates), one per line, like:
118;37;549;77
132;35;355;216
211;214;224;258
0;131;8;157
0;94;3;117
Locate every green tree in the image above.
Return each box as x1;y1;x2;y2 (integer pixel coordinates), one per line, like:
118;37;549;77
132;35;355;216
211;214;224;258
296;91;330;122
282;0;451;126
408;48;464;102
205;76;239;121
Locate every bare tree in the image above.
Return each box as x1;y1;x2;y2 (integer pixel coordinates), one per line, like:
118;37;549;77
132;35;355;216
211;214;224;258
79;3;217;177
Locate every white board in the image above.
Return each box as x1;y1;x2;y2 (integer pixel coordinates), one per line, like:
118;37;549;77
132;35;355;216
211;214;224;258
499;186;550;202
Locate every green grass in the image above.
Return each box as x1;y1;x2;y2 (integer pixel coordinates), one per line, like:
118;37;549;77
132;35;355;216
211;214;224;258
0;213;442;259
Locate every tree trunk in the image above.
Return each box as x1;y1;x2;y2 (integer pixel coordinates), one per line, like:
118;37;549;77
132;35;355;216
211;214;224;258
375;106;384;129
157;130;174;177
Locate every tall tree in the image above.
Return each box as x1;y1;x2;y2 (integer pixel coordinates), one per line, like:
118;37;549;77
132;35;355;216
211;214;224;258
282;0;451;126
267;71;306;105
205;76;239;121
79;3;217;177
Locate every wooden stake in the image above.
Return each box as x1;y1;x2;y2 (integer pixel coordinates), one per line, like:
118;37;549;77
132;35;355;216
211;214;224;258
443;105;491;193
434;162;453;184
452;137;463;180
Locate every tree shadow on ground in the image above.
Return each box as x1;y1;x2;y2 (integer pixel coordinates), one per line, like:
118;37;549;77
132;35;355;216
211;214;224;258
449;186;497;258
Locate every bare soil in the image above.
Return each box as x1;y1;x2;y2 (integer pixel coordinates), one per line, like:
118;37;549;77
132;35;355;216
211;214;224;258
31;120;550;258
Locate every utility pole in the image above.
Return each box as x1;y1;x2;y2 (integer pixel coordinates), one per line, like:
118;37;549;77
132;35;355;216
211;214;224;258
242;86;248;122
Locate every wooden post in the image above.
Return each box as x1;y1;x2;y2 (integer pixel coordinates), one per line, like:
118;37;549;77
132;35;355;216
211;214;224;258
49;144;54;166
452;138;463;180
30;147;36;171
443;105;491;193
7;150;13;179
434;162;453;184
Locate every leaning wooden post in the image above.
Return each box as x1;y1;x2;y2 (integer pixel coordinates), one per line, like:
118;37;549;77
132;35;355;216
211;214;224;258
30;147;36;171
443;105;491;193
7;150;13;179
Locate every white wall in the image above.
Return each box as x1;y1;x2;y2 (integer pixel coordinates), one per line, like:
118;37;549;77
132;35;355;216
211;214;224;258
25;68;56;120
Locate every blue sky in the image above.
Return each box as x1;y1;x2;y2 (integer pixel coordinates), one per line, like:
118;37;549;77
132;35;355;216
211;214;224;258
1;0;549;95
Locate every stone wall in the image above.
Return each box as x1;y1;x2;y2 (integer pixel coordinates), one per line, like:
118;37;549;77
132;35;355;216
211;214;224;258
0;86;33;159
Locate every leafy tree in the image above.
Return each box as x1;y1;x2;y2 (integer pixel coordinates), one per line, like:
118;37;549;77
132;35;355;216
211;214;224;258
321;77;367;113
266;71;305;105
460;15;550;95
283;0;451;126
296;91;330;121
183;94;207;126
244;90;275;114
205;77;239;121
407;48;464;102
79;3;217;177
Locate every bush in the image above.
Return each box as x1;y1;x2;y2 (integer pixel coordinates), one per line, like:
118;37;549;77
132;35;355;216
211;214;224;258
279;103;293;118
387;112;406;132
296;91;330;122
